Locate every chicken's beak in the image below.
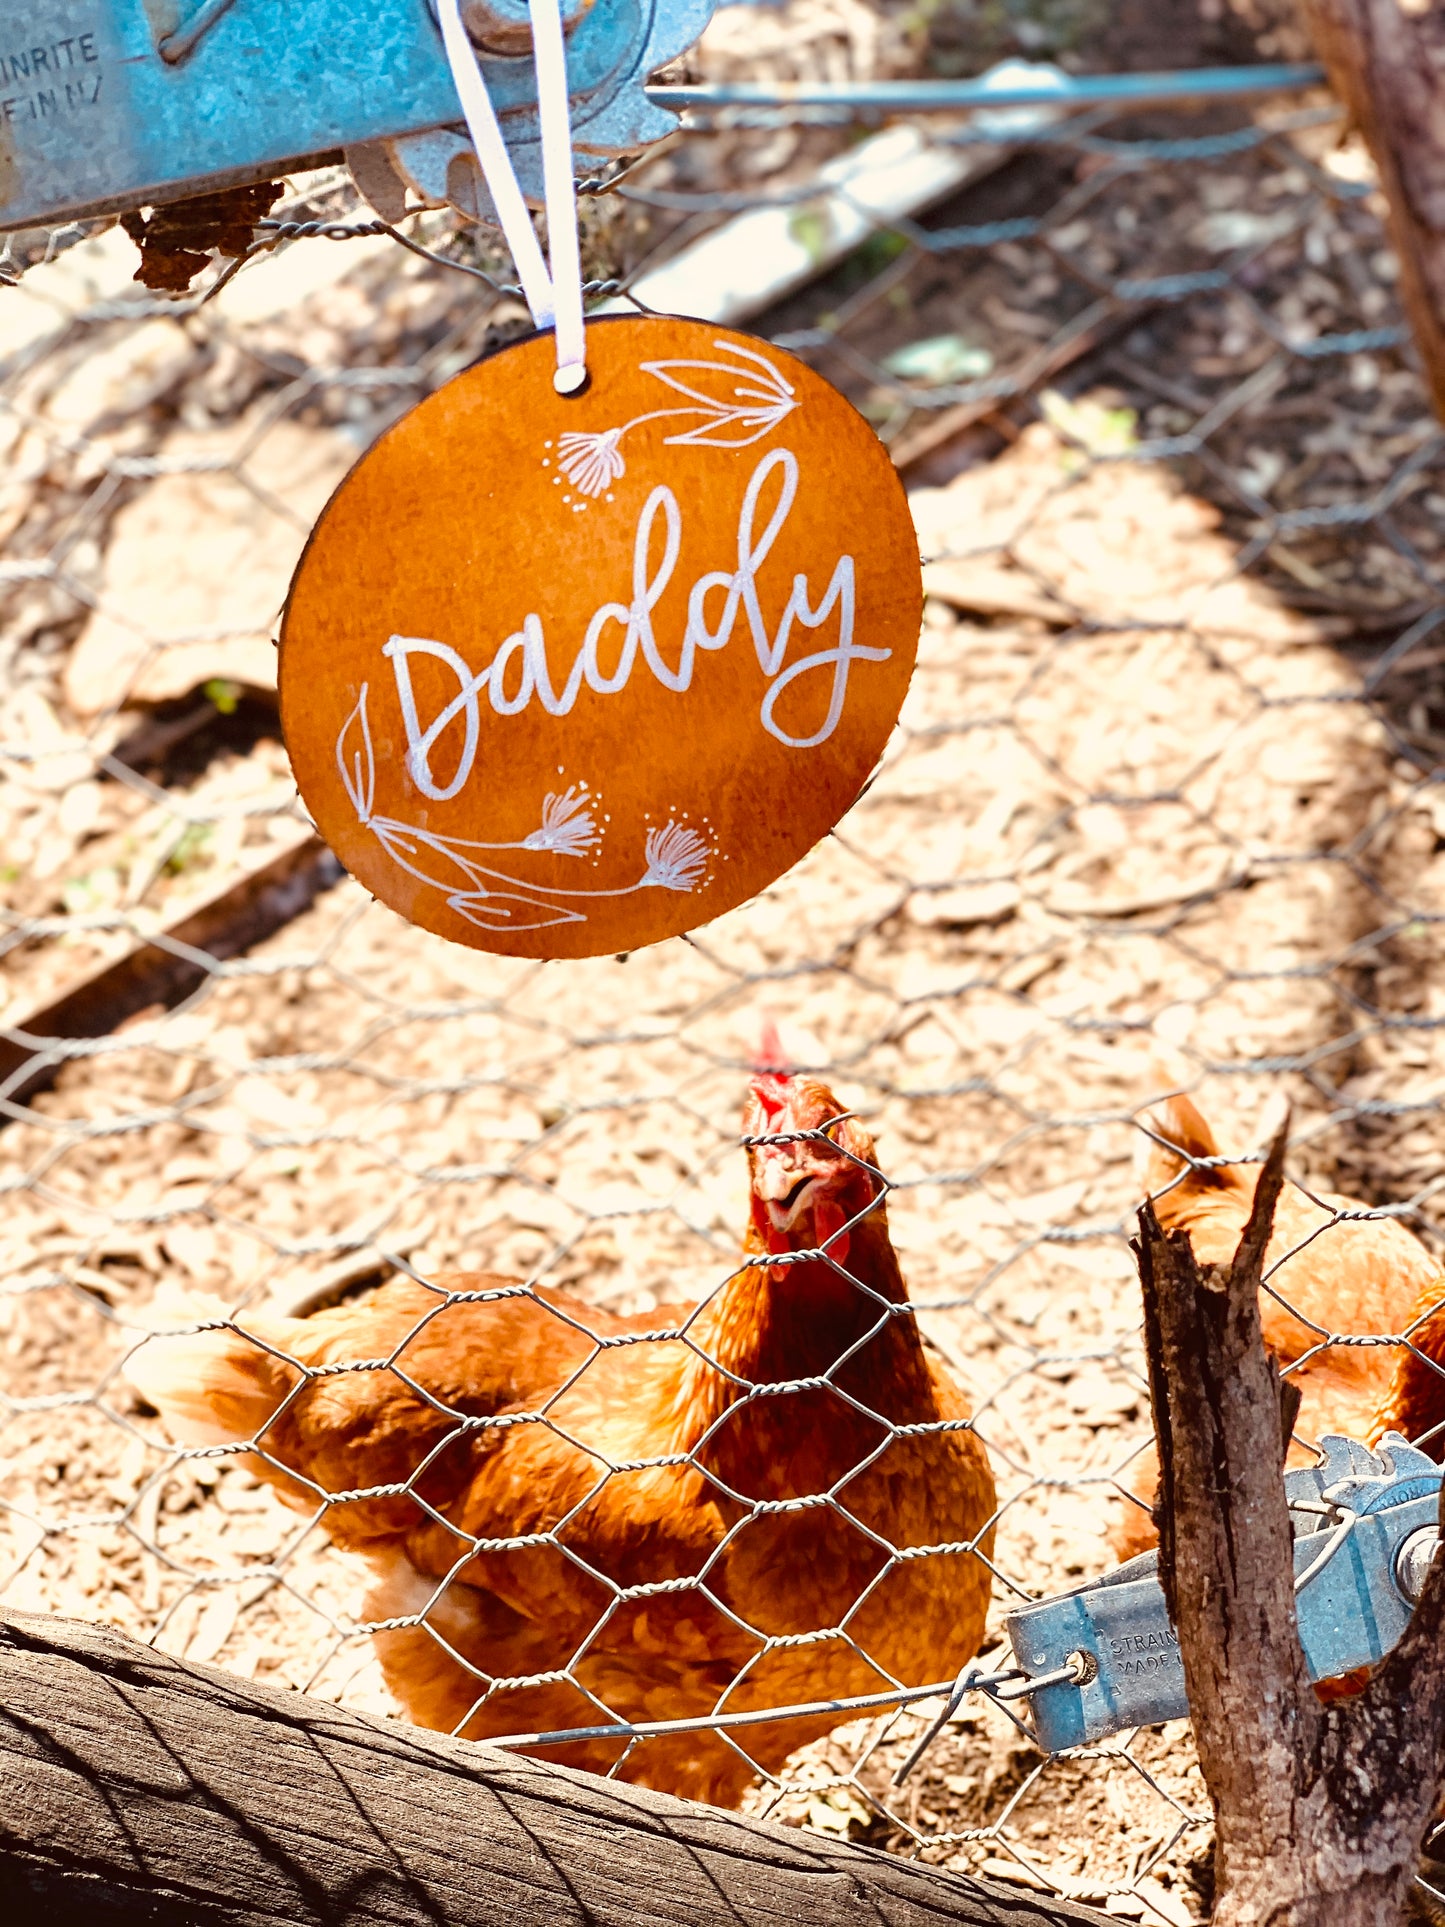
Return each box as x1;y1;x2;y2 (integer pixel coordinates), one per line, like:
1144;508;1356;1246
758;1168;826;1233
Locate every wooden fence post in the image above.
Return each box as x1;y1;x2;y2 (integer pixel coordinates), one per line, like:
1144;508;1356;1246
0;1606;1108;1927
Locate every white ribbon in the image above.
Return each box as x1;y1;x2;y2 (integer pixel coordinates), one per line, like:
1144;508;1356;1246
435;0;587;393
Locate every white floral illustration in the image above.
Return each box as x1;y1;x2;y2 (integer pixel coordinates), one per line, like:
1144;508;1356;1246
548;340;800;499
641;822;710;891
557;427;625;496
521;785;600;856
336;687;717;933
643;341;798;449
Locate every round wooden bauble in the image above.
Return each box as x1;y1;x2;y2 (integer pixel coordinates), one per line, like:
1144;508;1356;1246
280;315;921;959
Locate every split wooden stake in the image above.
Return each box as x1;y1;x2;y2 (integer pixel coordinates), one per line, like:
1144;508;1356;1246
1135;1116;1445;1927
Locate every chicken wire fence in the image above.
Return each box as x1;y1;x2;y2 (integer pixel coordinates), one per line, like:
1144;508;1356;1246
3;46;1445;1923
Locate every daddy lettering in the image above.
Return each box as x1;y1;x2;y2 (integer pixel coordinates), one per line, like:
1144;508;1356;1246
384;447;889;803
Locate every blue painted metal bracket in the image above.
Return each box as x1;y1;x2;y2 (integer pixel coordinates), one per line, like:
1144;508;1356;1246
0;0;712;231
1006;1433;1442;1754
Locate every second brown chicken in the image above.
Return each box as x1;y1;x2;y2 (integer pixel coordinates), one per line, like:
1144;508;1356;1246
1115;1093;1445;1559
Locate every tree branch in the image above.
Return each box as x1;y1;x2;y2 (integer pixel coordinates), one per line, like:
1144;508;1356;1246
1297;0;1445;425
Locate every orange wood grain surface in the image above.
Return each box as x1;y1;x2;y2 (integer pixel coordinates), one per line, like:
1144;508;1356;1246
280;316;921;959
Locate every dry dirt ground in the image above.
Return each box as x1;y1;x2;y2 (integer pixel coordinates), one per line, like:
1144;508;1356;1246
1;21;1443;1921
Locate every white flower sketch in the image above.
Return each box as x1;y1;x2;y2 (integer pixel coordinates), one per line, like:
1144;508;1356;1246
521;785;600;856
548;340;800;499
557;427;625;496
641;821;709;891
336;686;717;933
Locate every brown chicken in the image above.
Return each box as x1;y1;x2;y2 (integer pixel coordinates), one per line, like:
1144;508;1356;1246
128;1066;996;1806
1114;1093;1445;1560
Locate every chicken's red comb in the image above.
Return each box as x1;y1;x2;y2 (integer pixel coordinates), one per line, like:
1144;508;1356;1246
749;1022;793;1122
753;1019;788;1074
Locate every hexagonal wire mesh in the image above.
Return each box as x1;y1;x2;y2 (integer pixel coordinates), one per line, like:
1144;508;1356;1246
3;50;1445;1924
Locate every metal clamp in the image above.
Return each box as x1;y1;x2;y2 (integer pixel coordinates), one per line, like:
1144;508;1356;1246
1005;1433;1441;1754
0;0;712;233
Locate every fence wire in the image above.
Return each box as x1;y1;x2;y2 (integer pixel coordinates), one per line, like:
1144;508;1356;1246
2;44;1444;1924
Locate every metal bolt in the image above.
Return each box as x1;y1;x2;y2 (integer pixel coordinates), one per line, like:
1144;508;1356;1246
428;0;594;57
1394;1527;1440;1604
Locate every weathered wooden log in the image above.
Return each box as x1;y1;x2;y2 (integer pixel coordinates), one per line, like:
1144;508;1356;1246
1298;0;1445;423
1134;1117;1445;1927
0;1607;1107;1927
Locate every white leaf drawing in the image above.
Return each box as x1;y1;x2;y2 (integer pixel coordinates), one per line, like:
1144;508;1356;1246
448;892;586;931
335;685;376;824
370;820;492;897
641;341;799;449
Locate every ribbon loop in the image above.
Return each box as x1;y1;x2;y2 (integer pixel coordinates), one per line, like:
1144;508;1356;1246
436;0;587;392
